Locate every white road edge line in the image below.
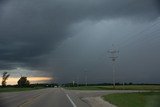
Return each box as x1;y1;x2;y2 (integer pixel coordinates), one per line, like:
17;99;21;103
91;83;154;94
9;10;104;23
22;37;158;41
66;94;77;107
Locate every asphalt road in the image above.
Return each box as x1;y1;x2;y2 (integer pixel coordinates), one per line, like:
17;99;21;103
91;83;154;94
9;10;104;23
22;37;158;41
0;88;142;107
0;88;89;107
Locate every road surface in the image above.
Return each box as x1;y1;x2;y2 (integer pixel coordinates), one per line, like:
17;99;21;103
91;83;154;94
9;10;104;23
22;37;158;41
0;88;142;107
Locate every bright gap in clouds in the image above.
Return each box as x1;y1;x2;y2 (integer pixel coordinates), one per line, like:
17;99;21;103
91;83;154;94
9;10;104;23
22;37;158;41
0;77;53;85
0;68;53;85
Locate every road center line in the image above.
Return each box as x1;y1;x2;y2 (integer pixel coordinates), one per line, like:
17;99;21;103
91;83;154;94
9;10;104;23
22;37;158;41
66;94;77;107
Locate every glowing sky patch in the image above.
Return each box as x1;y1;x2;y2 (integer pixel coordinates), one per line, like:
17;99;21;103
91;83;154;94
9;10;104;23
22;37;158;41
0;77;53;85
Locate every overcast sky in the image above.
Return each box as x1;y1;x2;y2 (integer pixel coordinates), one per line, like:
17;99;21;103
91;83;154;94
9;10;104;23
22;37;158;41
0;0;160;84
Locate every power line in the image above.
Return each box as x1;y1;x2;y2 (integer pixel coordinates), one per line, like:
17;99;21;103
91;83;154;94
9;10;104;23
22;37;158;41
116;18;160;49
121;23;160;49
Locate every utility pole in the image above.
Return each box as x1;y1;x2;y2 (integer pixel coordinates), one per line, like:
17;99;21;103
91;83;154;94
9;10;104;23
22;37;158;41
17;68;22;77
72;81;75;86
76;75;79;87
84;69;88;86
108;45;119;88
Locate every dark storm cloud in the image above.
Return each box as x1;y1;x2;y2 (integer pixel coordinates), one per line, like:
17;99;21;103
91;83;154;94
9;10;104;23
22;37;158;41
0;0;159;72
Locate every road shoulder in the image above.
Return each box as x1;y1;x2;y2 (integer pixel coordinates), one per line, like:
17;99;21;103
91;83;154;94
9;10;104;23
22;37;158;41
83;97;117;107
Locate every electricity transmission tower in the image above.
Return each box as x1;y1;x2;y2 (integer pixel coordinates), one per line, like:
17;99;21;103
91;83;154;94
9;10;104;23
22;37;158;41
108;45;119;88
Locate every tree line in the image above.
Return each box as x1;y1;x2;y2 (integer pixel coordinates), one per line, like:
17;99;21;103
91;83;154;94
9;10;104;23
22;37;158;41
1;72;30;87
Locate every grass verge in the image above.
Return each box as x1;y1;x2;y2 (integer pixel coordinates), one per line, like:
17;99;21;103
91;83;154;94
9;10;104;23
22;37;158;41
0;87;44;93
66;85;160;91
103;92;160;107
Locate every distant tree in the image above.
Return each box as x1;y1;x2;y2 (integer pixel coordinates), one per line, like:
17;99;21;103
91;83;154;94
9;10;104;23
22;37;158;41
17;77;30;87
1;72;10;87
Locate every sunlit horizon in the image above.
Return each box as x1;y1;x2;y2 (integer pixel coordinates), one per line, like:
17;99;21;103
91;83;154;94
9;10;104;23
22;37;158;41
0;77;53;85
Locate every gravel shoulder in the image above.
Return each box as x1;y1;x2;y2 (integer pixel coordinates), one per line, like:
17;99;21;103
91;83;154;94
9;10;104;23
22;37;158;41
83;97;117;107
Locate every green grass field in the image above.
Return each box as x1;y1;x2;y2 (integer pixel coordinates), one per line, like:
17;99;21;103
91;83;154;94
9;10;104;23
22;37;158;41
66;85;160;90
103;92;160;107
0;87;44;93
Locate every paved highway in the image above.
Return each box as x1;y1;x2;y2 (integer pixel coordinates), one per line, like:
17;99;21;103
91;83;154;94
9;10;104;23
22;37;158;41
0;88;89;107
0;88;142;107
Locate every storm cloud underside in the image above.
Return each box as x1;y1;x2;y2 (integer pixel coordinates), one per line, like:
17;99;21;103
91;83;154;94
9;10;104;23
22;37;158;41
0;0;160;83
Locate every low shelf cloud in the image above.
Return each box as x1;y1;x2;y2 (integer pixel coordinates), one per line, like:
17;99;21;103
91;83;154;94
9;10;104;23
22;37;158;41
0;0;160;83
